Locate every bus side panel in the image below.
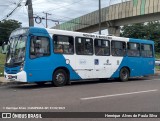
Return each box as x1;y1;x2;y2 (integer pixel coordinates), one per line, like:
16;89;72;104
111;57;128;78
127;57;142;77
74;55;94;79
93;56;113;78
110;57;142;78
111;38;155;78
25;57;53;82
24;28;82;83
63;55;82;80
141;57;155;75
25;54;81;83
111;54;154;78
129;38;155;76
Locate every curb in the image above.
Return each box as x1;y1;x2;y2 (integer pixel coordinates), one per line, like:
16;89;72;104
0;82;26;86
0;81;17;86
154;73;160;76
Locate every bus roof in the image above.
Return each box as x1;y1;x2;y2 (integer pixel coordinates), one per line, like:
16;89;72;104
11;27;154;44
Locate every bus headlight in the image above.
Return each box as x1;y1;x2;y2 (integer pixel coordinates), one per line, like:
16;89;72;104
20;67;23;71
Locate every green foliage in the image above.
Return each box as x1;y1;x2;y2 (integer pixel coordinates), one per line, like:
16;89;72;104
155;53;160;59
120;21;160;52
156;66;160;70
0;53;6;76
0;19;22;45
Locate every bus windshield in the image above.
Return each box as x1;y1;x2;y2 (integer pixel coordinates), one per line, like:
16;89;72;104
6;36;27;66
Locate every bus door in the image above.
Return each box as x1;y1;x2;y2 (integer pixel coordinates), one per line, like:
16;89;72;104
53;34;76;75
27;36;52;82
141;43;154;75
75;37;94;79
127;42;142;76
94;39;112;78
111;40;129;77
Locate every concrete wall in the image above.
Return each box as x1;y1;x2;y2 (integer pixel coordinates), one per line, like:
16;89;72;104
53;0;160;35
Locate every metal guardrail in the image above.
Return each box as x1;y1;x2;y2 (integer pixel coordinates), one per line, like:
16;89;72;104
155;60;160;66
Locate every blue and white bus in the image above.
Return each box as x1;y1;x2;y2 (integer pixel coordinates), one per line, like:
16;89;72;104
4;27;155;86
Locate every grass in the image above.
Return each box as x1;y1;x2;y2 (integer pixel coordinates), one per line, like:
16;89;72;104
0;53;6;77
155;52;160;59
156;66;160;70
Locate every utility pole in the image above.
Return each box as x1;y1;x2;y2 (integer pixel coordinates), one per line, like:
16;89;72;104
43;12;51;28
99;0;101;34
25;0;34;26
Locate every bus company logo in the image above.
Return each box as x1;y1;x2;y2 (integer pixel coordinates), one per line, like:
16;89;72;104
107;59;109;64
79;59;86;65
104;59;111;65
2;113;11;118
94;59;99;65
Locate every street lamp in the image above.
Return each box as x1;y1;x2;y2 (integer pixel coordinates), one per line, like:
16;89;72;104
99;0;101;34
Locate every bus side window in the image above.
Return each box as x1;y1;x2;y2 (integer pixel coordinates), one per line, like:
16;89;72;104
141;44;153;58
75;37;93;55
111;41;126;56
95;39;110;56
53;35;74;54
127;42;140;57
30;36;50;59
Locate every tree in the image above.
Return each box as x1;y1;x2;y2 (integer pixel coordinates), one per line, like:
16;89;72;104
0;19;22;46
120;23;146;39
120;21;160;52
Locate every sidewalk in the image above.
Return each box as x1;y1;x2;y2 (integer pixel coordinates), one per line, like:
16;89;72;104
155;70;160;76
0;77;5;83
0;77;9;85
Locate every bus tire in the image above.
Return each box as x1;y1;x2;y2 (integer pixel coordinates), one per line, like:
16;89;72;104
119;67;129;82
53;69;68;87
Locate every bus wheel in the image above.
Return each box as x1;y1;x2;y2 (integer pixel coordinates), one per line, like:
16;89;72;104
119;68;129;82
53;69;67;87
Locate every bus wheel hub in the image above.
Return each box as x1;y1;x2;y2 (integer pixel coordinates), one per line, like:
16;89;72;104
56;73;65;83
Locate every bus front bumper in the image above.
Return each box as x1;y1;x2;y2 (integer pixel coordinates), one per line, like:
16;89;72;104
4;71;27;82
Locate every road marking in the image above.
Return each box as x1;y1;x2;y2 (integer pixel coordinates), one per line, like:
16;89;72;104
80;89;158;100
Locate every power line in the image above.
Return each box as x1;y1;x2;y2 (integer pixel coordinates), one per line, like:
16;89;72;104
43;12;51;28
33;15;90;26
35;0;84;14
29;0;105;23
6;6;24;20
32;1;93;26
0;1;18;20
2;0;23;20
33;0;107;25
1;0;119;28
8;0;17;5
19;0;112;27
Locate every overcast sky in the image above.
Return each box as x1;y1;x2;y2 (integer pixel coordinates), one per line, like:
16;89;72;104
0;0;126;34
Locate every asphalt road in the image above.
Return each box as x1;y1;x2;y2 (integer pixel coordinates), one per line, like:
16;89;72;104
0;76;160;121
